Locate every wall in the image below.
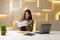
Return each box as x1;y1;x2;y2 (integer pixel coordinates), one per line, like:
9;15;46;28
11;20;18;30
0;0;60;31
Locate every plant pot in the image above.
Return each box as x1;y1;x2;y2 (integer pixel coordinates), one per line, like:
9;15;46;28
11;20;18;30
1;30;6;35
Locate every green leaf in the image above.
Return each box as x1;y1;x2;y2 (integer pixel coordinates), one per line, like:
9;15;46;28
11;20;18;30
1;25;6;30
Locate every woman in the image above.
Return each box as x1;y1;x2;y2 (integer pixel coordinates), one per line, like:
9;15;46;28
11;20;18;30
18;9;34;31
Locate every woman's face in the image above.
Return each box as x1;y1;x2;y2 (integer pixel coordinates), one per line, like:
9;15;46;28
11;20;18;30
25;12;30;19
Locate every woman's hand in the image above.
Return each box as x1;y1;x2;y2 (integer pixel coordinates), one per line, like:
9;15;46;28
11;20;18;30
18;18;23;22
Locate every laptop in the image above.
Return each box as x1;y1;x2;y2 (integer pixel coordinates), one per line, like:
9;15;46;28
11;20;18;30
35;24;51;34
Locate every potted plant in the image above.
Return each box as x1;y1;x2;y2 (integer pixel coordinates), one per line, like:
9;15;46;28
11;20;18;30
1;25;6;35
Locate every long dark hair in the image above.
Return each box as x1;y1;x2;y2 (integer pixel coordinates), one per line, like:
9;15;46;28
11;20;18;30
22;9;33;20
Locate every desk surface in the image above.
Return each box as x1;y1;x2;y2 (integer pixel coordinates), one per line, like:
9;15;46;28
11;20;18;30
0;30;60;40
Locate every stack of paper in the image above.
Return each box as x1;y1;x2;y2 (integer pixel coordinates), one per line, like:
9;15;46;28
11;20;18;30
17;20;28;27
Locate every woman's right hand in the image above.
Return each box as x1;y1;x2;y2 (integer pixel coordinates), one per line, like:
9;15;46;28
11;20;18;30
18;18;23;22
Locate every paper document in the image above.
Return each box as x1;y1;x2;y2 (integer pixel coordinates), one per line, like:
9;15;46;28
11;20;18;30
17;20;28;27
